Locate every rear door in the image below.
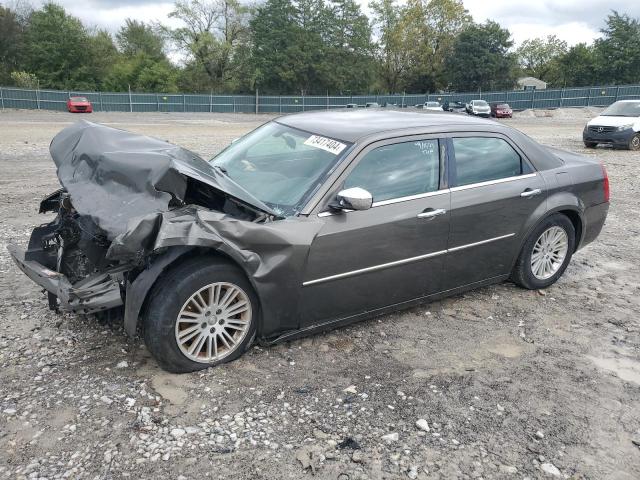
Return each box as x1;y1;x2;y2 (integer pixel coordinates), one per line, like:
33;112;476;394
443;133;547;289
299;136;450;327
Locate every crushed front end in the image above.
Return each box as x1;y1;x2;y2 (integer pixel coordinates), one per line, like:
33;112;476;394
8;189;130;314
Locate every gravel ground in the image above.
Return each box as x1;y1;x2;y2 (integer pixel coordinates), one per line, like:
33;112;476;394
0;108;639;480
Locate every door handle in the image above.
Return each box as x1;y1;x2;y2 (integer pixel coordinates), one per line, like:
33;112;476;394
417;208;446;219
520;188;542;198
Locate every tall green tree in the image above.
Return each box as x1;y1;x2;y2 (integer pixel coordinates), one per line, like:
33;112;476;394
0;5;28;85
22;3;92;89
555;43;597;87
168;0;252;92
594;11;640;84
445;21;517;91
400;0;472;92
323;0;374;93
369;0;407;93
516;35;567;85
117;19;166;60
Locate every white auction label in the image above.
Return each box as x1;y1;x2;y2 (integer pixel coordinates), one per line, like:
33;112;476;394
303;135;347;155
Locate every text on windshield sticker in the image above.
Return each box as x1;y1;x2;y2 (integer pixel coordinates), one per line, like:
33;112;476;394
304;135;347;155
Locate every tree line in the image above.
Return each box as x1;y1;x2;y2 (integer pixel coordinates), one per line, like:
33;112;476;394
1;0;639;95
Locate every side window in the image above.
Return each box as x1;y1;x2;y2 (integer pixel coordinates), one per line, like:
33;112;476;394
452;137;522;186
343;140;440;202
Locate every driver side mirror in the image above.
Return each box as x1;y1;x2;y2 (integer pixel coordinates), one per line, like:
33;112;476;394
330;187;373;211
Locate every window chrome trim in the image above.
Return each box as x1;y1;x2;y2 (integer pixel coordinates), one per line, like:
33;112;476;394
317;173;538;217
302;233;515;287
450;173;537;192
371;189;448;207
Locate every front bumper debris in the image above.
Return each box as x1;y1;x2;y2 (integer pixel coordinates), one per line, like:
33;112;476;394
7;244;123;314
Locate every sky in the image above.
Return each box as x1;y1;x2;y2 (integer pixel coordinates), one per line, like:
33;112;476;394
7;0;640;47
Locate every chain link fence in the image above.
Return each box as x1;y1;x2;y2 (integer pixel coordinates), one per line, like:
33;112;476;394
1;84;640;113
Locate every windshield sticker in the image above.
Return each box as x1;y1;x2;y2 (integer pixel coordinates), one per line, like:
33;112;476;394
303;135;347;155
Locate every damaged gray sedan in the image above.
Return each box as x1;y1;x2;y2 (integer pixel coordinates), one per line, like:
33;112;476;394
9;111;609;372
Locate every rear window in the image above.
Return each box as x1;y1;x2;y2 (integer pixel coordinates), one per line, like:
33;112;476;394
452;137;522;186
70;97;88;102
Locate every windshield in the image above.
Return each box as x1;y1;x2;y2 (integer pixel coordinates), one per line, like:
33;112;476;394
426;102;440;107
473;100;488;107
210;122;351;216
601;101;640;117
70;97;88;102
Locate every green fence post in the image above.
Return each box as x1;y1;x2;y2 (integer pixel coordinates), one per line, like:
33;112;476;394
36;87;40;110
587;88;591;107
530;89;535;110
0;87;4;110
183;94;186;112
209;90;213;113
559;87;564;108
128;85;133;112
99;91;104;112
615;85;620;102
255;89;259;114
279;96;282;114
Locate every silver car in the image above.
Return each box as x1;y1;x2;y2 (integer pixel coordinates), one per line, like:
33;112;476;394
467;99;491;117
9;111;609;372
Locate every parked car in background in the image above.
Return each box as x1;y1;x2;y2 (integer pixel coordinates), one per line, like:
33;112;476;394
66;96;93;113
490;102;513;118
423;101;443;111
583;100;640;150
346;103;358;109
466;100;491;117
444;101;466;113
365;102;380;108
9;111;609;372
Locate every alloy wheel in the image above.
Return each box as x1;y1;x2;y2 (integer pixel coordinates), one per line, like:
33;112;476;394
174;282;252;363
530;226;569;280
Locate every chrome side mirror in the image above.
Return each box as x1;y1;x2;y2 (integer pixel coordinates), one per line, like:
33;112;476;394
333;187;373;211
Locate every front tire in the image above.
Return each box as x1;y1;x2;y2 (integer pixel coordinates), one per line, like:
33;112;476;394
629;133;640;151
143;256;258;373
584;141;597;148
511;214;575;290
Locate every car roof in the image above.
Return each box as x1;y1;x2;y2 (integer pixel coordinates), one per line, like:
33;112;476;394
276;110;492;143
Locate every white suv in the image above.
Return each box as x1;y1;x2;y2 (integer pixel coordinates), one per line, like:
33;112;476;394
583;100;640;150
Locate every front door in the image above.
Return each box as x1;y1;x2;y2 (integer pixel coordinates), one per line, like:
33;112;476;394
299;137;450;327
443;134;547;289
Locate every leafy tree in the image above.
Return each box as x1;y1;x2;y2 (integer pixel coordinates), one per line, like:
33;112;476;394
323;0;374;93
10;70;39;88
400;0;472;92
369;0;407;93
594;11;640;84
251;0;324;94
556;43;597;87
0;5;27;85
516;35;567;84
117;19;166;60
445;21;517;91
168;0;252;92
22;3;92;89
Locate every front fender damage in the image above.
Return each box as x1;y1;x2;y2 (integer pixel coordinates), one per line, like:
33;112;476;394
110;207;323;339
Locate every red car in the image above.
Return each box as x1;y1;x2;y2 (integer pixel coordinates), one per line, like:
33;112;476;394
67;96;93;113
490;102;512;118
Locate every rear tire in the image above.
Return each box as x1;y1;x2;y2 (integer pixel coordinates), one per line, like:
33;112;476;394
629;133;640;151
511;214;575;290
143;256;258;373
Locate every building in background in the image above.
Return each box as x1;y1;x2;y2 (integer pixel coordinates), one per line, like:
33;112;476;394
517;77;547;90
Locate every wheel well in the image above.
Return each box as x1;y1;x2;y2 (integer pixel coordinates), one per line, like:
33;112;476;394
130;248;257;336
557;209;582;251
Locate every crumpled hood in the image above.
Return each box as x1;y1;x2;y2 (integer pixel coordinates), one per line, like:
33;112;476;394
49;121;277;237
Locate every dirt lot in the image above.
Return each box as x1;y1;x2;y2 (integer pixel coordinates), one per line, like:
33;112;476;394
0;108;638;480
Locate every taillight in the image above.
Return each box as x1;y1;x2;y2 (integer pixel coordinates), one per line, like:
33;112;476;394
601;163;610;203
